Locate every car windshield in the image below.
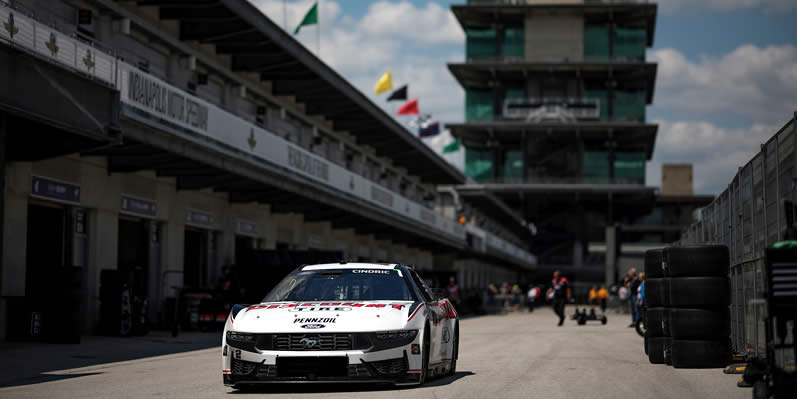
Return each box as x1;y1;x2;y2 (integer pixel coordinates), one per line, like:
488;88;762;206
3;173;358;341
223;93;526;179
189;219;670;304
262;268;417;302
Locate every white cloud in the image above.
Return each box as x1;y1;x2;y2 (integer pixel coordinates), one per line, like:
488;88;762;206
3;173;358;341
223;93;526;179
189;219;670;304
647;120;782;195
657;0;797;15
650;44;797;123
358;1;464;46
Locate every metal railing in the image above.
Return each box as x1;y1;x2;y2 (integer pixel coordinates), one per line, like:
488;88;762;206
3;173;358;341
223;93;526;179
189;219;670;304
676;112;797;359
472;176;644;185
503;97;601;121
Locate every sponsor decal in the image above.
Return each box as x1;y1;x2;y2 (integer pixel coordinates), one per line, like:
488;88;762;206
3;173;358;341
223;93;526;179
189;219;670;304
294;318;336;324
288;146;329;181
352;269;390;274
223;345;228;357
234;349;241;359
301;324;325;329
247;302;408;312
442;326;450;344
411;344;420;355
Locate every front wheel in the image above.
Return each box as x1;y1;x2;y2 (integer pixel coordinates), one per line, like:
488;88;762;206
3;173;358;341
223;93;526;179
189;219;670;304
419;325;431;385
447;322;459;376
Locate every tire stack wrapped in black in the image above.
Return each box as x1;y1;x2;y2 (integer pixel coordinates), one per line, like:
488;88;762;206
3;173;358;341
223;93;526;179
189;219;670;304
645;245;732;368
644;248;672;365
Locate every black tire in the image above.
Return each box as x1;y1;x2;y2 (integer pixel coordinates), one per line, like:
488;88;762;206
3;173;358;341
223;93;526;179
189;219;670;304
646;308;670;337
645;249;665;278
419;325;431;385
577;315;586;325
752;380;770;399
600;316;607;325
669;277;730;307
447;322;458;376
664;340;673;366
645;278;670;307
648;337;670;364
665;246;729;277
671;339;731;368
635;316;646;337
669;308;730;339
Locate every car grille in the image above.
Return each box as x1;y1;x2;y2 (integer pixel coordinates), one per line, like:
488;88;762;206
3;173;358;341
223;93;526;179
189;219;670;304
272;333;354;351
371;357;407;375
347;364;372;377
230;359;258;376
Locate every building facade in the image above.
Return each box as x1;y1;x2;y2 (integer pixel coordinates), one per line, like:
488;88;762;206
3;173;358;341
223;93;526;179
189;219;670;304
0;0;534;341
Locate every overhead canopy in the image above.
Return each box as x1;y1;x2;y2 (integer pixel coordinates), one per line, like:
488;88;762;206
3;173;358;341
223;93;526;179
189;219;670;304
448;120;658;160
448;61;657;103
103;0;465;185
452;2;657;46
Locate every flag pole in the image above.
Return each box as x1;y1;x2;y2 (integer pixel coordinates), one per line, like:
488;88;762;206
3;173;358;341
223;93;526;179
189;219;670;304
316;0;321;56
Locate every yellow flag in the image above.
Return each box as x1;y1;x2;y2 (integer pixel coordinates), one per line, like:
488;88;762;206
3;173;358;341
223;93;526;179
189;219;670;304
374;71;392;95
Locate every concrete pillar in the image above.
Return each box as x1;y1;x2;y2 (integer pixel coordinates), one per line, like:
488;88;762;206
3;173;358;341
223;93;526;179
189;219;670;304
0;113;5;297
605;225;616;286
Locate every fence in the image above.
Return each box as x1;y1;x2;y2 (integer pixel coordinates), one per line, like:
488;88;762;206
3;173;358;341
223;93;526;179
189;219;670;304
676;112;797;359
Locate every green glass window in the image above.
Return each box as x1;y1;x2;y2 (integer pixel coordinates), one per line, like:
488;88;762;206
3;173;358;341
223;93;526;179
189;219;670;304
584;89;609;120
503;27;524;58
502;149;524;180
466;28;497;60
583;151;609;184
614;27;646;61
465;147;494;182
614;90;646;122
584;25;609;61
614;152;646;184
466;88;494;121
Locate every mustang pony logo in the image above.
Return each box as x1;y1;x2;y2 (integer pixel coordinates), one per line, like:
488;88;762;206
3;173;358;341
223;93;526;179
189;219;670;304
299;338;319;348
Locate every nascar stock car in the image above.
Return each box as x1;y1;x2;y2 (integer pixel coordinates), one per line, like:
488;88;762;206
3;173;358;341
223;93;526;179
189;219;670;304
221;263;460;388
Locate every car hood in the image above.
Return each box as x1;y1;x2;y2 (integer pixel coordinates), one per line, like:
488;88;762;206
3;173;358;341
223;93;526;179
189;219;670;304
231;301;417;333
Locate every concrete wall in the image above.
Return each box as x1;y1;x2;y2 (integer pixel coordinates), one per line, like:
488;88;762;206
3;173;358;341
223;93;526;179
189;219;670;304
661;164;693;196
525;11;584;62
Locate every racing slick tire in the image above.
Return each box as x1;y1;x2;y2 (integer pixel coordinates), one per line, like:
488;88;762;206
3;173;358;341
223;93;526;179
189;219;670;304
665;246;729;277
669;308;730;339
420;323;431;385
646;308;670;337
645;278;670;307
447;322;459;376
671;339;731;369
648;337;670;364
645;249;665;278
644;332;649;355
668;277;730;308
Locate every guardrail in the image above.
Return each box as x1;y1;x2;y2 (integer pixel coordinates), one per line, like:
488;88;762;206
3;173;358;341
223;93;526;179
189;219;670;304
676;112;797;359
0;1;537;267
470;176;644;185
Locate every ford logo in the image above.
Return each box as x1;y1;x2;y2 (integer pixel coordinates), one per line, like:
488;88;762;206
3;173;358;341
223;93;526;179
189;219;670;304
301;324;325;329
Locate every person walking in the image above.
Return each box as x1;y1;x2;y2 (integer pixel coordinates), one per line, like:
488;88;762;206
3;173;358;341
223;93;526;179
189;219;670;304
626;268;640;327
597;284;609;313
546;270;571;326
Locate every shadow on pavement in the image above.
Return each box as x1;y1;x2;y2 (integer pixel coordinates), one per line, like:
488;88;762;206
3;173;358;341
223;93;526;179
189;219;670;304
0;331;221;388
228;371;475;394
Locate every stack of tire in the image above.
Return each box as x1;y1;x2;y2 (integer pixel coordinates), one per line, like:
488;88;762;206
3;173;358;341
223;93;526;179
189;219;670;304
644;245;732;368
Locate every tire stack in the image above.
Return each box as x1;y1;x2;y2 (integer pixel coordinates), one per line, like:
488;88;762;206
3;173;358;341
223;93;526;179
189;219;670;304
645;246;732;368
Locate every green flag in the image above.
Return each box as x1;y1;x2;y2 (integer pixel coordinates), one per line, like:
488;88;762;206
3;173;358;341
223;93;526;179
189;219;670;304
294;2;318;35
443;138;460;154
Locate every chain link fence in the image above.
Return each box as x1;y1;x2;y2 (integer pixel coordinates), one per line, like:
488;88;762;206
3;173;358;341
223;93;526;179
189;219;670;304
675;113;796;360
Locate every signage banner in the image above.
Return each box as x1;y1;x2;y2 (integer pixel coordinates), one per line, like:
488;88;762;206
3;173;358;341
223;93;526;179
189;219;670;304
186;209;215;227
236;219;258;236
121;195;157;217
31;176;80;204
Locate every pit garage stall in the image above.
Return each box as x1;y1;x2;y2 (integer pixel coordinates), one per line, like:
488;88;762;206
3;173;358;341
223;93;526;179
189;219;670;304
0;1;535;342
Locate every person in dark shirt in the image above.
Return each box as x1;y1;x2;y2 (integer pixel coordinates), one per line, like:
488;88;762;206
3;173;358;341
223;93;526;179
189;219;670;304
626;268;640;327
547;270;572;326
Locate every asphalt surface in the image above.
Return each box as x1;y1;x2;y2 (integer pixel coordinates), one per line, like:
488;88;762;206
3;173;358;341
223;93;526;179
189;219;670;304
0;309;746;399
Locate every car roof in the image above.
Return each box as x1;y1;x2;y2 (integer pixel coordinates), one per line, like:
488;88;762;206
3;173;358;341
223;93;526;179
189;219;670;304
301;263;398;271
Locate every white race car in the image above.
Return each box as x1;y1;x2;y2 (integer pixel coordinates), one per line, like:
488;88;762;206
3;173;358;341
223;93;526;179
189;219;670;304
221;263;459;388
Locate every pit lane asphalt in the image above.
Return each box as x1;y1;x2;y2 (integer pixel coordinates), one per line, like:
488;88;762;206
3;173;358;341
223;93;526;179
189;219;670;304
0;309;745;399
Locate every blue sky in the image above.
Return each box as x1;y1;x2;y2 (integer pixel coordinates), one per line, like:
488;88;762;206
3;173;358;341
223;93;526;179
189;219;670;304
251;1;797;195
